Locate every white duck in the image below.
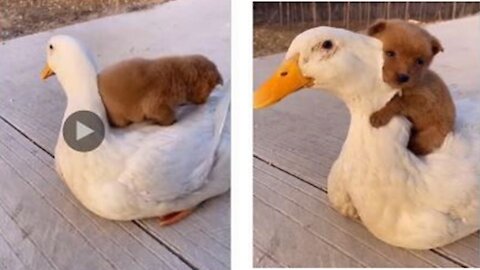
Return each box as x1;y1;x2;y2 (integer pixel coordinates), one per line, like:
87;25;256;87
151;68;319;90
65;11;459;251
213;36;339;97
254;27;479;249
41;35;230;225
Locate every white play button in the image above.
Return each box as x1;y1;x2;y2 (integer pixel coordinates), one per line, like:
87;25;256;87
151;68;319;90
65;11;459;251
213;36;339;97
63;111;105;152
76;121;95;141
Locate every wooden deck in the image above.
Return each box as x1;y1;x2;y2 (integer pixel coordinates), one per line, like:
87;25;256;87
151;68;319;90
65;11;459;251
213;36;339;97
253;53;480;267
0;0;230;269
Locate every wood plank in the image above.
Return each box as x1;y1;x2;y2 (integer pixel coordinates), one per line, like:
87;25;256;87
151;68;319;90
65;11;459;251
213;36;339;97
0;201;55;270
254;158;461;267
140;193;231;270
0;138;114;270
0;119;190;270
0;230;25;270
254;245;285;267
435;236;480;267
254;195;362;267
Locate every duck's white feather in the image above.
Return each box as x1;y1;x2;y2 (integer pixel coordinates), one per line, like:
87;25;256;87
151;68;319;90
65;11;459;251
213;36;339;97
116;90;229;202
330;111;479;249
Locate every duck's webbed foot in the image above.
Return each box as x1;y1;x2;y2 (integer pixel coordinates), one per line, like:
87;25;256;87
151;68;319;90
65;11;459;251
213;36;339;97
158;208;194;226
338;201;360;220
329;191;359;220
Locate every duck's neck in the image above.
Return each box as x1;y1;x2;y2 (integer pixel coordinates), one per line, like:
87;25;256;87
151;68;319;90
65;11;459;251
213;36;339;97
339;81;411;168
58;66;109;129
343;77;398;117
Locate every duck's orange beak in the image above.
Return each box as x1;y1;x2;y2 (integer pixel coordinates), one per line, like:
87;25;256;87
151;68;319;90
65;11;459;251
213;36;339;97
40;64;55;80
254;53;313;109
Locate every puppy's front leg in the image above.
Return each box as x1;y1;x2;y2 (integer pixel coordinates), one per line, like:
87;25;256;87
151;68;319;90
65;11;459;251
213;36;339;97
370;94;403;127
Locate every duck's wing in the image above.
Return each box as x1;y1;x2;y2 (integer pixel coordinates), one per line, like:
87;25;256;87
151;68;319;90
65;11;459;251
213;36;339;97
459;97;480;182
419;95;480;226
454;96;480;163
116;86;230;203
447;79;480;186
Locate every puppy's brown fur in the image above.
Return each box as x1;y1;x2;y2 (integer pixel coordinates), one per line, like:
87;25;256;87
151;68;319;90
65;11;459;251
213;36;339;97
367;19;455;155
98;55;222;127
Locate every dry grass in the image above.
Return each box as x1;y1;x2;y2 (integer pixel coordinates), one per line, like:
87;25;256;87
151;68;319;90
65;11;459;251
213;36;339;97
254;25;310;58
0;0;168;41
254;21;372;57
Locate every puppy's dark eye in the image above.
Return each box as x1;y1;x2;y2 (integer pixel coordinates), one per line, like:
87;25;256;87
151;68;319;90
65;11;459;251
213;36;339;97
385;50;396;57
416;58;425;65
49;44;54;50
322;40;333;49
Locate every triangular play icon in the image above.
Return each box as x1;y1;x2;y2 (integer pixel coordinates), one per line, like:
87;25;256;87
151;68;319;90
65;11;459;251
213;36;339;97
76;121;95;141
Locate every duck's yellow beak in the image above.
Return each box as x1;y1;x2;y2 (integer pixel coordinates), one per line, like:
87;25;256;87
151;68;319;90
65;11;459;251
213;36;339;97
40;64;55;80
254;53;313;109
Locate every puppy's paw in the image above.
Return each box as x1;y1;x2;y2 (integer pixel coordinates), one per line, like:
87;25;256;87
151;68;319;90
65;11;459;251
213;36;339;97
109;118;132;128
370;111;391;128
155;117;176;126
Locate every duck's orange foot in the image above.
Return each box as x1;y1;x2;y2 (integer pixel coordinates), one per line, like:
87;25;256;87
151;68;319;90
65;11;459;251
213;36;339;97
158;209;193;226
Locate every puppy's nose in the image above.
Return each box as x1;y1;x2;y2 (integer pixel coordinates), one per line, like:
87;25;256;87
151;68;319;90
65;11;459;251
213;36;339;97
397;74;410;83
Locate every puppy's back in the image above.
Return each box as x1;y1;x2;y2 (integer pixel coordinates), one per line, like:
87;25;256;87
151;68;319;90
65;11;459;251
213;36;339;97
414;70;455;130
98;55;222;126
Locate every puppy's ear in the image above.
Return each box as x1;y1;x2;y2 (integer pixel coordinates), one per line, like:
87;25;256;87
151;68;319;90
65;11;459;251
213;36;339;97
367;20;387;36
431;36;444;55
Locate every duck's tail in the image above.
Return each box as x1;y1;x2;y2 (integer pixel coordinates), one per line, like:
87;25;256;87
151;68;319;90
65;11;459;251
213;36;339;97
453;97;480;177
211;79;231;153
194;80;231;184
419;97;480;236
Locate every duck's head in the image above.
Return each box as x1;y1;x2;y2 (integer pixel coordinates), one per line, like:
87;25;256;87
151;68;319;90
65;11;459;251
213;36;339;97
41;35;98;94
254;26;397;113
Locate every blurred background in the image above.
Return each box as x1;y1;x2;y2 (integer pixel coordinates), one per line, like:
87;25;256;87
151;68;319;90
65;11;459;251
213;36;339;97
254;2;480;57
0;0;168;41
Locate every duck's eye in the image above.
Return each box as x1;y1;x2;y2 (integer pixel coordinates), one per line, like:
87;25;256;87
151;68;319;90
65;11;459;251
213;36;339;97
416;58;425;65
49;44;54;50
385;51;396;57
322;40;333;49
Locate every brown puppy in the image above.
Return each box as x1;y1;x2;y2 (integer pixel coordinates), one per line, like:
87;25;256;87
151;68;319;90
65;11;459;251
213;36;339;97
367;19;455;155
98;55;223;127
